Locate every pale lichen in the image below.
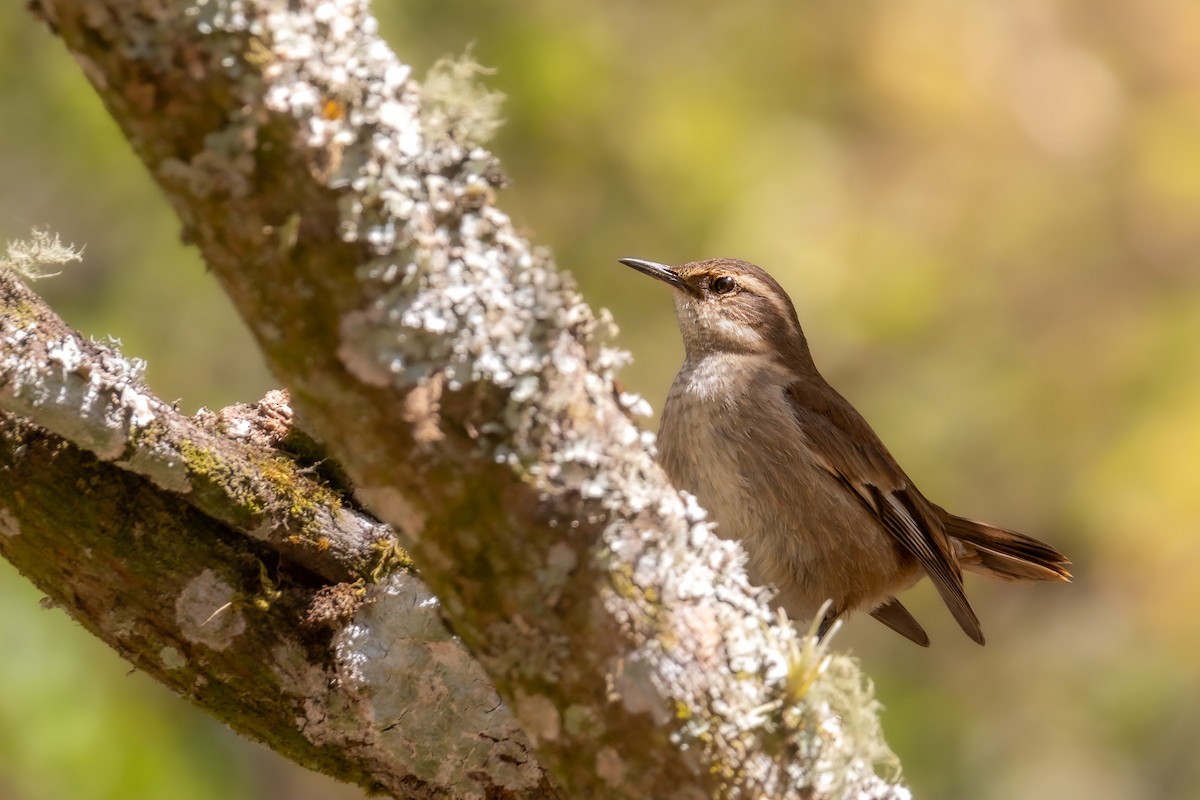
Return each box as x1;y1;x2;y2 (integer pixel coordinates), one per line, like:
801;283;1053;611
512;690;562;747
160;645;187;670
0;508;20;538
176;569;246;650
0;229;83;281
335;573;542;795
421;52;505;146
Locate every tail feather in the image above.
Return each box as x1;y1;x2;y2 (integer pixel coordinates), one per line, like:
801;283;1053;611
869;597;931;647
937;508;1072;584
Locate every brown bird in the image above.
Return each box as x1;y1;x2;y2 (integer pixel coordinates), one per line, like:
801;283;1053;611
620;256;1071;646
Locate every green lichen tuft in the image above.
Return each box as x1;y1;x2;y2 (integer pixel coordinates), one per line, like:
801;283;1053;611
254;453;342;532
367;537;414;583
131;418;169;448
250;558;283;611
179;439;265;518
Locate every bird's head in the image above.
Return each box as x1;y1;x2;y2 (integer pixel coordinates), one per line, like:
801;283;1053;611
619;257;816;369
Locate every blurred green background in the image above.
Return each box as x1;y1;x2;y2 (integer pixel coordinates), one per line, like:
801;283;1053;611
3;0;1200;798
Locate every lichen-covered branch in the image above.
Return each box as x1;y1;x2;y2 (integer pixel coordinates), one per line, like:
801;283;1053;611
0;269;559;799
0;265;387;583
15;0;911;797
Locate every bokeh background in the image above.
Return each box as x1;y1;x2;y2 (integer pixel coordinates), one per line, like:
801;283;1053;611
3;0;1200;798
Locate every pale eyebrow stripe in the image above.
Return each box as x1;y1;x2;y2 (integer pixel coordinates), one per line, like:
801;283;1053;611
738;274;792;318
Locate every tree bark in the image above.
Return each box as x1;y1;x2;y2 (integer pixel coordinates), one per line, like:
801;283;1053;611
3;0;911;797
0;270;558;798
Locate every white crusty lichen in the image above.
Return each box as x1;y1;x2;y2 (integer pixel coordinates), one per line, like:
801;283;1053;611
3;332;160;462
201;0;607;396
0;260;189;489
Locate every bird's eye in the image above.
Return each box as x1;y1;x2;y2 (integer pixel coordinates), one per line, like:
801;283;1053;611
711;276;737;295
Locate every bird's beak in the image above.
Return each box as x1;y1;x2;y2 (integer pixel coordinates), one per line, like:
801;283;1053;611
619;257;688;291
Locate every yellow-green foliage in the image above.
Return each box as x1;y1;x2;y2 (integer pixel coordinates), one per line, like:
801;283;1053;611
253;453;341;533
368;537;414;582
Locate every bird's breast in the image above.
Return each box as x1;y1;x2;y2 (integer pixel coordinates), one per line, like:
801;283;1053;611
660;354;826;548
658;355;911;619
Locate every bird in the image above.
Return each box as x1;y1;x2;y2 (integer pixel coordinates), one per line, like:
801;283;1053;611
619;256;1071;646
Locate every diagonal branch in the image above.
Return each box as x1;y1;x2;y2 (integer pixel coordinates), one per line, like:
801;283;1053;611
0;269;559;798
12;0;911;797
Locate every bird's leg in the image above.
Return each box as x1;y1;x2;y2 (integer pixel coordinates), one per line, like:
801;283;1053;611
816;609;840;641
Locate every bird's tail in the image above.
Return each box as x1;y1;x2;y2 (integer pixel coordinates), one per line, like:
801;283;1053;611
937;508;1072;583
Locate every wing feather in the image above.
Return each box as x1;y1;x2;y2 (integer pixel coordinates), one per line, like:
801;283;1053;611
786;379;985;644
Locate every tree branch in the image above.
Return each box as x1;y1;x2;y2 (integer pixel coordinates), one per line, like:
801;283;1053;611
8;0;911;797
0;269;558;798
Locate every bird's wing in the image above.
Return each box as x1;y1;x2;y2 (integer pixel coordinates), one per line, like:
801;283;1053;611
786;379;985;644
